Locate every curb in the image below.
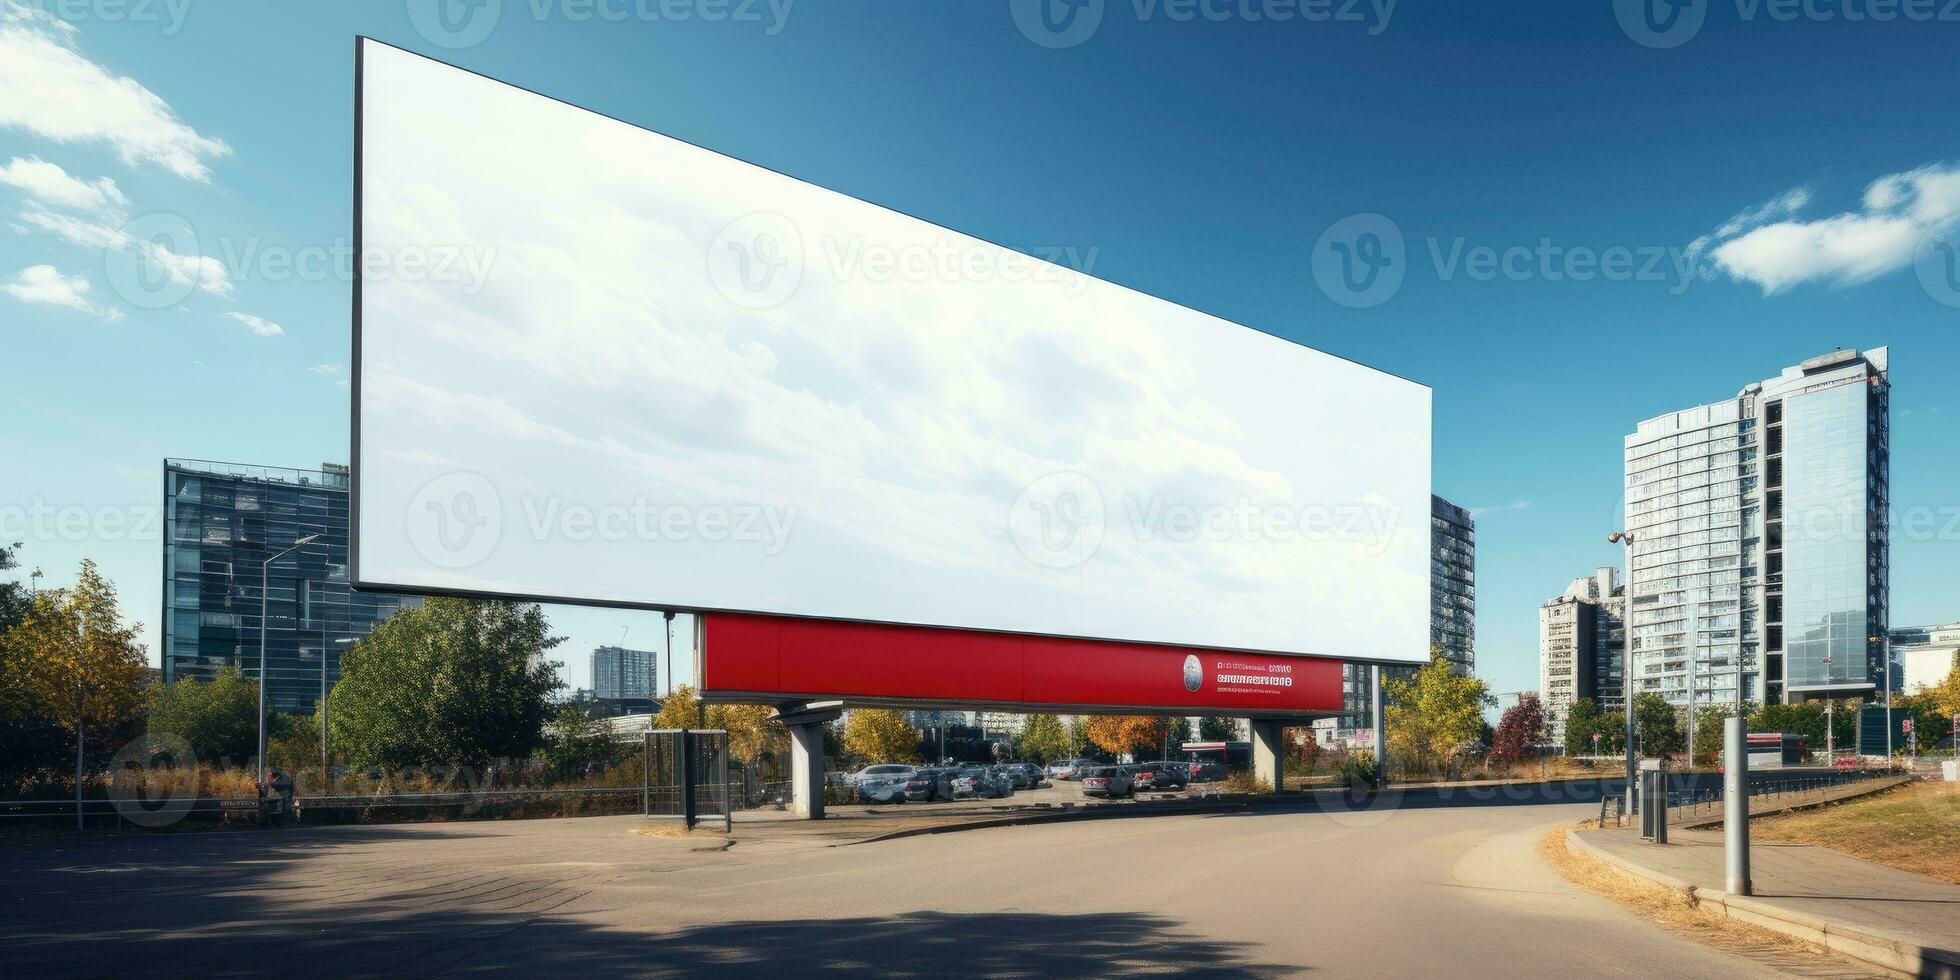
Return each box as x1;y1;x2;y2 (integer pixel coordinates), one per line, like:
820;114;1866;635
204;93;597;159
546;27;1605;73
1564;830;1960;979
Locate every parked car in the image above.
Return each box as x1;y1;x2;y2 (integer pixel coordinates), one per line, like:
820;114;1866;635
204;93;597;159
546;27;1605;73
1080;766;1134;798
847;764;917;787
904;768;954;802
856;773;910;804
950;767;1010;799
1047;759;1087;780
1053;759;1102;781
1000;763;1042;788
1131;762;1186;791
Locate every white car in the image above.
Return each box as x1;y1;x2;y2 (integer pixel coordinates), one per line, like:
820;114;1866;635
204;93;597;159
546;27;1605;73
846;764;917;787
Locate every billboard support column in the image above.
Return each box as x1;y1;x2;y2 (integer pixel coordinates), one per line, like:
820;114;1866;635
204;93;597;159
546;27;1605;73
775;701;843;820
1250;719;1284;793
1371;664;1388;788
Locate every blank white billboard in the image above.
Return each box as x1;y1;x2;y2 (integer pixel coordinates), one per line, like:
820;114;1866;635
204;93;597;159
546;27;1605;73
354;39;1432;664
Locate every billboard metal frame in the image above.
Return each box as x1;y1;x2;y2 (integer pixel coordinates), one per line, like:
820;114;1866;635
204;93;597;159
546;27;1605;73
349;36;1431;669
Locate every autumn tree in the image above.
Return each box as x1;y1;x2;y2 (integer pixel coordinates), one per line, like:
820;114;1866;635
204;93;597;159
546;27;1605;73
1490;693;1544;764
652;684;780;765
1929;662;1960;755
1382;653;1491;774
329;598;562;772
1083;715;1168;759
842;708;921;764
3;561;148;819
1014;713;1070;763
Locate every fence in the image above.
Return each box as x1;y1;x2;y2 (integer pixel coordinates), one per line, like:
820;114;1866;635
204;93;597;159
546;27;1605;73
1599;765;1901;827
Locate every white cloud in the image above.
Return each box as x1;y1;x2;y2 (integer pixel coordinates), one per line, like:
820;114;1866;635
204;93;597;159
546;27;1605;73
224;311;283;336
308;362;344;375
1468;500;1531;517
0;1;230;181
20;208;232;297
0;156;126;213
1695;163;1960;293
4;263;121;321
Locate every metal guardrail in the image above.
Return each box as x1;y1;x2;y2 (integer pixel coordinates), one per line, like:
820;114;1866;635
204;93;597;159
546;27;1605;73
1596;766;1898;828
0;786;650;828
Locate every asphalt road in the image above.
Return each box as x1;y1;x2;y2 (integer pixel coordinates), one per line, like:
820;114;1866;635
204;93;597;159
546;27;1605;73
0;792;1849;978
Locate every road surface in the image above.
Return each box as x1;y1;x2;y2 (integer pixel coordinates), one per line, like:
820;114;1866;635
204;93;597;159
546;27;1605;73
1;793;1866;977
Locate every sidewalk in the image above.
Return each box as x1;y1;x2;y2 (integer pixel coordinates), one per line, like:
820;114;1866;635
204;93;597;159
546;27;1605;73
1572;824;1960;978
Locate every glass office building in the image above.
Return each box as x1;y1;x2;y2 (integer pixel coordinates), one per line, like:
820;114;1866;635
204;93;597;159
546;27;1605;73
1622;348;1888;707
161;459;421;714
591;645;658;700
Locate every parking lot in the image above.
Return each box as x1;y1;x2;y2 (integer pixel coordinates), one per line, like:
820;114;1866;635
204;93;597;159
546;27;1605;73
838;759;1224;809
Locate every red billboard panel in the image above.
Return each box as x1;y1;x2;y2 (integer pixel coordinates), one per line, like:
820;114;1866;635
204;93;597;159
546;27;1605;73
699;613;1345;717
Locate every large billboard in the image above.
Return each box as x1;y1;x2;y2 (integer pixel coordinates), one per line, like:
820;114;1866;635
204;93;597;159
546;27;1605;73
353;38;1432;665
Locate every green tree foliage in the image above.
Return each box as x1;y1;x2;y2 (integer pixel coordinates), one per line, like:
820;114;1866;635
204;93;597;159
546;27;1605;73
329;598;562;772
1197;716;1240;741
1014;713;1070;763
146;667;260;763
1750;701;1828;748
1382;653;1492;773
1690;702;1751;766
3;561;148;782
1631;692;1683;756
841;708;921;764
541;705;623;780
1490;693;1544;763
0;542;26;633
1894;689;1955;754
1562;698;1624;756
1928;663;1960;753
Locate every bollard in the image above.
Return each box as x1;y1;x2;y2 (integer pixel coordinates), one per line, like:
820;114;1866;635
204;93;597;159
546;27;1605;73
1724;716;1751;895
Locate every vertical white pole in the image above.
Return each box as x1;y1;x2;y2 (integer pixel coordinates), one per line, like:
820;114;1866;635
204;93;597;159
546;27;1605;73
1724;714;1751;895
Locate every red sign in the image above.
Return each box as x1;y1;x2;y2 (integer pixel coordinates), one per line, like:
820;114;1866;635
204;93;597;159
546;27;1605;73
699;613;1345;717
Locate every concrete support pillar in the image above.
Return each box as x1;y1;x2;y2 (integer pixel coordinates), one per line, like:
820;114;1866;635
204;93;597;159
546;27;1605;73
788;721;825;819
773;700;842;821
1250;719;1284;793
1370;664;1387;787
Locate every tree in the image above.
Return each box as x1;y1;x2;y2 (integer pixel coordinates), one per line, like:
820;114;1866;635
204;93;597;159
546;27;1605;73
147;667;260;763
0;542;26;634
1083;715;1167;759
1197;716;1240;741
329;598;562;772
541;705;622;780
1929;662;1960;755
1691;702;1750;766
3;561;147;820
652;685;780;765
1750;701;1827;749
842;708;921;764
1015;713;1070;763
1382;653;1491;774
1490;693;1544;763
1563;698;1613;756
1631;692;1683;757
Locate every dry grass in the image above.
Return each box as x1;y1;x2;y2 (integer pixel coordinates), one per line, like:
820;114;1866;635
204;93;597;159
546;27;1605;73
1753;780;1960;885
1540;826;1889;977
632;823;734;850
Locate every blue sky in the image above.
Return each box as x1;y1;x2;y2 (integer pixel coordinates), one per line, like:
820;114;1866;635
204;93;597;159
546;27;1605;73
1;0;1956;703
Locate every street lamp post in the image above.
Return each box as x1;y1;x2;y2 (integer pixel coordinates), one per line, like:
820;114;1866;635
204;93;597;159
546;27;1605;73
259;533;321;786
1608;531;1637;815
